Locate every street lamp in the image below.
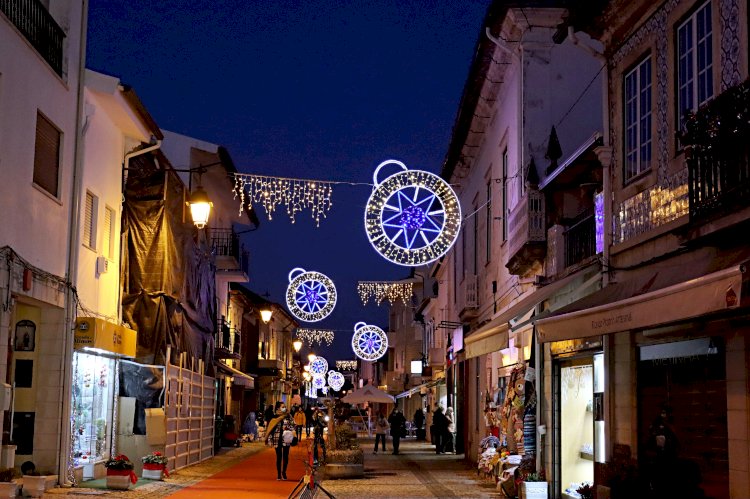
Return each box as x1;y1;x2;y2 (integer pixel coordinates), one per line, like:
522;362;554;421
293;339;303;352
187;185;212;229
260;308;273;324
308;353;317;363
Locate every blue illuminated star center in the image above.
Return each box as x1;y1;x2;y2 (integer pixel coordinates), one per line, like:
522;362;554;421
400;205;426;230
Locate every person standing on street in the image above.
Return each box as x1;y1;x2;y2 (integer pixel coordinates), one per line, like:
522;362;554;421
388;408;406;455
413;407;425;440
305;405;314;437
312;408;327;464
445;407;456;454
293;405;306;441
433;406;447;454
265;401;295;480
374;412;390;454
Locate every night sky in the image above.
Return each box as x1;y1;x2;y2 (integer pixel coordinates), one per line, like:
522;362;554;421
86;1;489;361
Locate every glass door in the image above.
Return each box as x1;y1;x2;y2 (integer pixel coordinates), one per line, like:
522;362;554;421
558;358;594;497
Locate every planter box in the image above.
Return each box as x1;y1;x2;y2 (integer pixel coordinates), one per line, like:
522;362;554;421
44;475;58;491
141;464;165;480
0;482;18;498
519;481;548;499
22;476;46;498
105;470;134;490
324;463;364;479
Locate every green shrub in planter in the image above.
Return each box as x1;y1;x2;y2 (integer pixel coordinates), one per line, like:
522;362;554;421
326;449;364;465
334;423;359;451
0;468;18;482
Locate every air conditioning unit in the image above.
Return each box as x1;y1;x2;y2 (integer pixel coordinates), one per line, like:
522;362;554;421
96;256;109;274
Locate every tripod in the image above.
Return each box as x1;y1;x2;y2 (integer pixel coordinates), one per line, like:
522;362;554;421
287;447;336;499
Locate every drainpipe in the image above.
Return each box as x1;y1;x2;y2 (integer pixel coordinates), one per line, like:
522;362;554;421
60;0;89;486
569;25;614;469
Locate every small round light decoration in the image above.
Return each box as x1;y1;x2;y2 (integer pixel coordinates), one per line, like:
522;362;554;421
312;375;327;390
309;356;329;377
364;159;462;266
327;371;345;391
351;322;388;361
286;268;337;322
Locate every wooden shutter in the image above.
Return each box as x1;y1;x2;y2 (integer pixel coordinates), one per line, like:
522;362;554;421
103;206;114;258
33;113;60;196
83;192;95;248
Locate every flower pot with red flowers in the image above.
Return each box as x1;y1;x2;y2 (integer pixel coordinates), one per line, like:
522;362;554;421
0;468;19;498
518;470;548;499
104;455;137;489
141;451;169;480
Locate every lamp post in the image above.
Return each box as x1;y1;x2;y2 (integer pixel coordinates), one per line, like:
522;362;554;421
260;308;273;324
187;185;212;229
293;339;303;353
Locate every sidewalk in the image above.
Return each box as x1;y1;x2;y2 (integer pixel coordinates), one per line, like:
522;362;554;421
43;436;501;498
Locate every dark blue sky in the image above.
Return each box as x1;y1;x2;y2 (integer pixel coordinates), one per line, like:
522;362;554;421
87;0;489;361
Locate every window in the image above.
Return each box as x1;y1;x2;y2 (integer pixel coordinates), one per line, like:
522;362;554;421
502;149;509;241
677;1;713;127
453;253;457;303
83;192;98;249
461;223;466;280
33;112;61;197
486;181;492;262
624;56;653;181
103;206;115;259
472;204;478;275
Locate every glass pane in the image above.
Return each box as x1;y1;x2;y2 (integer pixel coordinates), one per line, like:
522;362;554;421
73;352;115;467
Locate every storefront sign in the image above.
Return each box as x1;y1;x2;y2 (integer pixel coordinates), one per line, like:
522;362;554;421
75;317;136;357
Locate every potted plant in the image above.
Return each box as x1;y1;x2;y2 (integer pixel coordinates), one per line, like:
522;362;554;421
576;482;594;499
518;470;547;499
324;422;364;479
141;451;169;480
21;471;46;498
0;468;19;498
104;454;137;489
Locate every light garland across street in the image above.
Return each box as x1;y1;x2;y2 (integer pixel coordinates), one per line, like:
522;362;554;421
296;328;335;346
357;281;413;306
336;360;358;371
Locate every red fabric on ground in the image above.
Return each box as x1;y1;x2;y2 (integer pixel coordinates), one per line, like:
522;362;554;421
167;443;308;499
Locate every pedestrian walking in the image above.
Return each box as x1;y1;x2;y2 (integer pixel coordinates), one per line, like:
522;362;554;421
265;401;295;480
293;404;306;441
433;405;448;454
242;411;259;441
373;412;390;454
312;407;327;464
413;407;425;441
304;405;314;438
264;404;275;429
445;407;456;454
388;408;406;455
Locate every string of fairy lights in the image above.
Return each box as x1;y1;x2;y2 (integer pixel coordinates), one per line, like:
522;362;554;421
295;328;335;346
357;281;413;306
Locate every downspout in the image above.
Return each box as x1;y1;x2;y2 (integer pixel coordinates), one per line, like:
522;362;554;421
119;139;162;326
60;0;89;486
569;25;613;469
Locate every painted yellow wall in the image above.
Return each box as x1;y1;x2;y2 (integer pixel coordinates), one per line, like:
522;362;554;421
12;303;41;412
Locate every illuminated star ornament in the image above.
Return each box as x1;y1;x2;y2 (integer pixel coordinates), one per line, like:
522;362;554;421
364;159;461;266
327;371;345;391
310;357;329;377
358;281;413;306
286;268;337;322
351;322;388;361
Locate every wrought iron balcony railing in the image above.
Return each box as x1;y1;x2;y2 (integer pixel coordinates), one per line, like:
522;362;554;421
506;190;546;275
211;228;249;275
564;212;595;268
215;318;241;358
681;79;750;222
1;0;65;76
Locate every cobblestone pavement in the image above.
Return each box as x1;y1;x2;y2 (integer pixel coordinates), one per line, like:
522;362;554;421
42;437;501;498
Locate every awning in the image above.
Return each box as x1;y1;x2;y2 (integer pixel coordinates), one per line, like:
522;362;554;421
395;378;445;399
536;263;746;343
464;270;587;359
216;362;255;388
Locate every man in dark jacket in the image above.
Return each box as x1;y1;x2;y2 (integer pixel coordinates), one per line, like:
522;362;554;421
433;406;448;454
413;408;425;440
388;409;406;455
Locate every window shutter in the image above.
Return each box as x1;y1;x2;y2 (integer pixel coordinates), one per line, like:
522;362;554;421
33;113;61;196
103;207;114;258
84;192;94;248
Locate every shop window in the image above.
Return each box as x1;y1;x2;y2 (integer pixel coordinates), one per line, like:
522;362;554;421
13;412;35;455
72;352;115;465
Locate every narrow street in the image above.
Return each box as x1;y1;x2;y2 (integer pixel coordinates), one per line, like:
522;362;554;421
45;437;500;499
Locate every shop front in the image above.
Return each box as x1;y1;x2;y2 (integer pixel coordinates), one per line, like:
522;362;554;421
72;318;136;482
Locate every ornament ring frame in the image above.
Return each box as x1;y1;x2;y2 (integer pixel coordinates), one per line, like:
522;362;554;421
365;159;462;266
351;321;388;361
286;267;337;323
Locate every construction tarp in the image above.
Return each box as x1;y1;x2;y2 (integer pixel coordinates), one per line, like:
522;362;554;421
121;155;216;373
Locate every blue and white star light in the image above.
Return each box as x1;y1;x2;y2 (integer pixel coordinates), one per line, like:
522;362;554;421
364;160;461;266
351;322;388;361
286;268;337;322
327;371;345;391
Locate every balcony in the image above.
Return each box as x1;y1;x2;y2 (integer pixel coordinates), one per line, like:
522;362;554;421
214;318;241;360
211;228;249;277
459;274;479;321
1;0;65;76
564;212;596;268
506;190;546;275
682;80;750;223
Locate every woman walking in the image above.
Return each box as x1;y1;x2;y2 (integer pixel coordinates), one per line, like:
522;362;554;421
374;412;390;454
293;405;306;441
265;401;295;480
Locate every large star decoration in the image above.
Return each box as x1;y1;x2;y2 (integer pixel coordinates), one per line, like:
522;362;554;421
298;280;328;313
382;186;445;250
